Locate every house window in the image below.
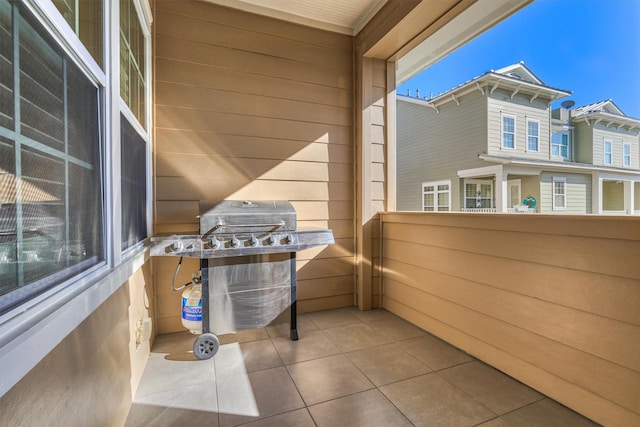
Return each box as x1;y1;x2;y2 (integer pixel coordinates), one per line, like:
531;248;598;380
422;181;451;211
502;114;515;149
464;180;493;209
52;0;104;68
121;115;147;250
0;0;104;312
603;140;612;165
120;0;147;128
551;131;569;158
552;177;566;210
526;119;539;151
623;143;631;167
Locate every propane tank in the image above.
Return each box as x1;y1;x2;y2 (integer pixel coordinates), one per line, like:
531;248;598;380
181;272;202;334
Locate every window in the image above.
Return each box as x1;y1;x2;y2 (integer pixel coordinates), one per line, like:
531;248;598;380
120;0;147;128
121;115;147;250
464;180;493;209
0;0;103;312
551;131;569;158
603;140;612;165
502;114;515;149
52;0;104;68
422;181;450;211
526;119;539;151
623;143;631;167
552;177;566;210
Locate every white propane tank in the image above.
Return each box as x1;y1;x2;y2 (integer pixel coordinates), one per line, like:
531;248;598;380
181;283;202;334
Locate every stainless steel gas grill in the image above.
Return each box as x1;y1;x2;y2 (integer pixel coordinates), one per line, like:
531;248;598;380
150;200;334;359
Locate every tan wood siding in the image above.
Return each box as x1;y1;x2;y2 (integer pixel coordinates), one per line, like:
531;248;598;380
380;212;640;426
397;94;488;211
153;1;355;332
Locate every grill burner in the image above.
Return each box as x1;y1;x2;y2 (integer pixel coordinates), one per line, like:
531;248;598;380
150;200;334;359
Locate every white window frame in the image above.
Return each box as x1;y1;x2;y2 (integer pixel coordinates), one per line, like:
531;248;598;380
464;179;494;209
422;180;451;212
526;118;539;152
623;143;631;167
501;113;516;150
603;139;612;165
552;176;567;211
0;0;153;397
551;131;570;159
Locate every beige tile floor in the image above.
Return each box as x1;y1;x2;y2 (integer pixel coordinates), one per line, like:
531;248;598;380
125;307;601;427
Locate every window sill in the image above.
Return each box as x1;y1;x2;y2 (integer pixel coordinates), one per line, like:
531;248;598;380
0;244;149;397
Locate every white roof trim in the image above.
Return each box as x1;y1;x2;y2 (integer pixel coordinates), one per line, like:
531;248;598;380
479;154;640;175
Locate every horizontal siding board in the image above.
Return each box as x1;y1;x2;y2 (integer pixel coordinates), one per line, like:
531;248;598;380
156;154;352;183
156;58;352;109
155;130;352;160
380;213;640;425
396;95;487;211
384;221;638;280
383;299;640;427
155;0;352;50
156;81;352;127
155;33;352;89
155;10;352;71
297;275;354;300
384;258;640;370
383;237;639;325
383;278;640;414
156;106;351;143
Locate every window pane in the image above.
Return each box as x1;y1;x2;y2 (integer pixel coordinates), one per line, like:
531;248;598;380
120;0;145;128
52;0;104;68
19;15;65;149
0;1;104;313
121;114;147;250
0;0;13;129
503;133;514;148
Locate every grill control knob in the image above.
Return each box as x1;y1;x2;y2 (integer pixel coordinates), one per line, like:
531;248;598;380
205;238;219;250
265;236;276;246
247;235;258;247
229;236;240;248
283;234;293;245
166;240;184;253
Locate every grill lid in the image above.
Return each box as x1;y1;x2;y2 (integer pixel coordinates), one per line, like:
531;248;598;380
200;200;296;236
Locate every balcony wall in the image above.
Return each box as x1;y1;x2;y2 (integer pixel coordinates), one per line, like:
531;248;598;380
380;211;640;426
152;1;356;332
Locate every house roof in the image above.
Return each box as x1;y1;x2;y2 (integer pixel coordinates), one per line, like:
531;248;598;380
403;61;571;111
571;99;640;130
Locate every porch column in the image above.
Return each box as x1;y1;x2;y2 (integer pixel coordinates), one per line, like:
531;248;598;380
495;171;508;212
623;180;635;215
592;172;602;214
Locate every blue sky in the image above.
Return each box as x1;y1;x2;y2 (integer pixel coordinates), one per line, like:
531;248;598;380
397;0;640;118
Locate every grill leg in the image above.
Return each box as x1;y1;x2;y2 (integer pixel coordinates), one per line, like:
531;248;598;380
290;252;298;341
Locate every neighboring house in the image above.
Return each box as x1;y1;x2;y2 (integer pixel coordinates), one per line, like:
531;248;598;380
397;62;640;215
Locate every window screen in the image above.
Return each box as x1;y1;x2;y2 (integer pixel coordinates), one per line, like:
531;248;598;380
120;114;147;250
0;0;104;313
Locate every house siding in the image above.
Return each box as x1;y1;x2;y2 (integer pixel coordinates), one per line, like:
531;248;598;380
603;181;624;211
574;121;594;164
487;90;551;160
539;172;591;214
396;93;487;211
592;124;637;168
154;1;355;332
381;212;640;427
